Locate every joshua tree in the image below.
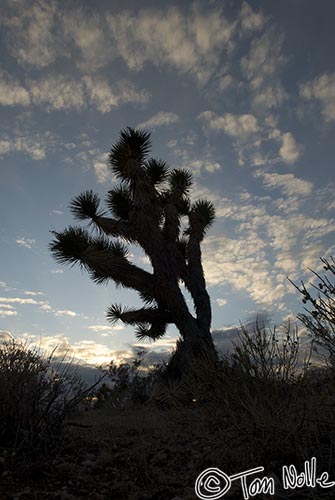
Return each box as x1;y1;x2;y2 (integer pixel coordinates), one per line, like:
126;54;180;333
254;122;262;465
50;128;218;378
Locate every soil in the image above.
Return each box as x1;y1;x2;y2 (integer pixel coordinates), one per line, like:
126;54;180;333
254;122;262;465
0;404;215;500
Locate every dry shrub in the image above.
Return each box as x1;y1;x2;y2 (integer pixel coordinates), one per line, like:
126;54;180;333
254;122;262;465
151;321;335;490
0;339;91;453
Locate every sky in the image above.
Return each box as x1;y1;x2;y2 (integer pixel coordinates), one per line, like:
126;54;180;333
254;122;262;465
0;0;334;367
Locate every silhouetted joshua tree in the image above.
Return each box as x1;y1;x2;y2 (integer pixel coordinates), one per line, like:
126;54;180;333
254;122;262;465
50;128;218;378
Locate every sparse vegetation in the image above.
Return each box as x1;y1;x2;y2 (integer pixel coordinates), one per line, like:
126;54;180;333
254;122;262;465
2;316;335;499
291;256;335;368
0;339;94;453
95;351;162;408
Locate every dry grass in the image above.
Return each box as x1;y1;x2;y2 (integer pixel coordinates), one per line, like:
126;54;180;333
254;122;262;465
1;325;335;499
0;339;93;454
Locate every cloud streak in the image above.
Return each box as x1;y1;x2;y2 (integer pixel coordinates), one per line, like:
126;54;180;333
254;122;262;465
137;111;179;130
300;73;335;122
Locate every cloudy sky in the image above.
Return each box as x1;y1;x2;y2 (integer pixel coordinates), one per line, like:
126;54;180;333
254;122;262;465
0;0;334;366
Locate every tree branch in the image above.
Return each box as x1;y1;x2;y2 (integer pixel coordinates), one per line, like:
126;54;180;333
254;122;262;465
184;235;212;332
107;305;173;325
94;216;136;242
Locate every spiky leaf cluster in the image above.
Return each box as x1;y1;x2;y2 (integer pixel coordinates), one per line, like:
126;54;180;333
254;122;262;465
169;169;193;196
50;227;128;268
135;322;166;342
106;186;133;220
50;127;216;344
187;200;216;239
50;227;90;266
145;158;169;186
69;190;101;221
109;127;151;182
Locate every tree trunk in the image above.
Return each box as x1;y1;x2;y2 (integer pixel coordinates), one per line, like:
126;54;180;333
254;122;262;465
164;318;218;380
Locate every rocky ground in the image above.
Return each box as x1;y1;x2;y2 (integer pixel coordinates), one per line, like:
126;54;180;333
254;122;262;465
1;402;334;500
0;404;219;500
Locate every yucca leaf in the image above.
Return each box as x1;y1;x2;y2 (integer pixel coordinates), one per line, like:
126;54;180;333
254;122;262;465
109;127;151;181
106;304;125;324
169;169;193;195
189;200;216;231
106;305;170;326
101;240;129;259
177;196;190;216
135;322;167;342
69;190;101;221
145;158;169;185
177;237;188;258
106;185;133;220
49;227;91;267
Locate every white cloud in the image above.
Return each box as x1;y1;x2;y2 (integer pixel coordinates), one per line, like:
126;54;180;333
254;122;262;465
114;79;150;106
92;152;110;184
62;9;111;72
0;133;50;160
0;71;30;106
199;111;259;137
51;269;63;274
3;0;60;68
30;75;85;111
204;161;221;173
241;30;286;84
16;237;35;249
40;303;52;311
253;84;288;109
88;324;124;333
192;178;335;308
33;336;119;365
216;298;228;307
24;290;44;296
187;159;221;175
137;111;179;130
279;132;300;164
3;3;235;85
300;73;335;122
0;296;80;318
0;297;40;305
0;72;150;114
107;6;235;83
218;74;233;92
94;162;110;184
267;128;301;165
84;76;150;112
15;136;46;160
203;234;288;309
55;310;78;317
2;3;238;86
15;334;117;365
83;75;118;113
239;2;266;33
0;310;17;317
255;171;313;198
240;28;289;112
0;140;11;155
167;140;222;176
